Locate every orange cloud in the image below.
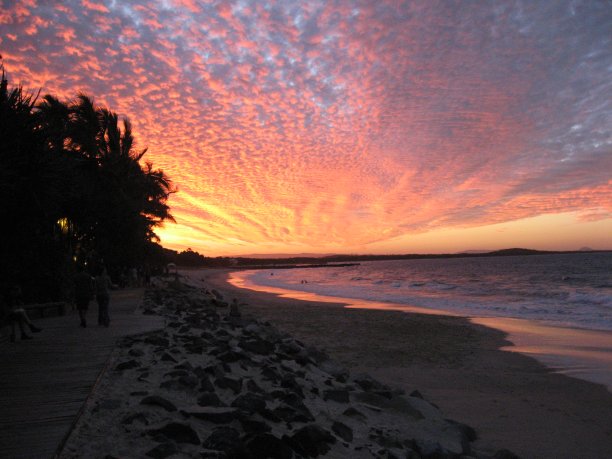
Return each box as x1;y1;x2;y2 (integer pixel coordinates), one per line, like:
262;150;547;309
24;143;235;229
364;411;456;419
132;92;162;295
3;0;611;255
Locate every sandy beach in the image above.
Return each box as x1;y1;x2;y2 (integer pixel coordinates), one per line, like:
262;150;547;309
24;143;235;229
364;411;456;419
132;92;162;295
196;269;612;459
61;278;481;458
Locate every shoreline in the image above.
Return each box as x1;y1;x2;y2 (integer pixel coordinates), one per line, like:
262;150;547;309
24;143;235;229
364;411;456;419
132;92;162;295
61;278;483;458
230;269;612;391
191;268;612;459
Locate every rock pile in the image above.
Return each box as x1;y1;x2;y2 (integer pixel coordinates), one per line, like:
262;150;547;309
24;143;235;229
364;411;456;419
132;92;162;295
61;279;493;459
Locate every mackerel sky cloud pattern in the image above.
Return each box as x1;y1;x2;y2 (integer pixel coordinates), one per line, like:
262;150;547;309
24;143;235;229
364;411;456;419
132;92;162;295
2;0;611;254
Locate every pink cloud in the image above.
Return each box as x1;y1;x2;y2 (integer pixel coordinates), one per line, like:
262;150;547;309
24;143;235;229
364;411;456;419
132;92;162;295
81;0;109;14
3;0;611;254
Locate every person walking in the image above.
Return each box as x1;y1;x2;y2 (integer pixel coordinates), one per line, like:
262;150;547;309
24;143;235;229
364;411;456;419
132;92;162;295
74;266;94;327
95;267;112;327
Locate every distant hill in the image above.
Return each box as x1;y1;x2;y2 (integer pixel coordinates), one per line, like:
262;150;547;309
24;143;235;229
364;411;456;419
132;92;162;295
237;253;336;259
486;248;547;256
168;247;611;268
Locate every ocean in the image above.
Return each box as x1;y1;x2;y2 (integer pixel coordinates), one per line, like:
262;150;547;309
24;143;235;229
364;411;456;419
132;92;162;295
228;252;612;388
239;252;612;332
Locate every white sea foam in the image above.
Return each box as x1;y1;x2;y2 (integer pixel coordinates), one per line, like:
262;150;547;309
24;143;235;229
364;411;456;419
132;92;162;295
243;253;612;331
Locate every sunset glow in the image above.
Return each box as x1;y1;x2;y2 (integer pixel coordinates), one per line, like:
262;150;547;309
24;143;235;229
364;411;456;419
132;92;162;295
3;1;611;256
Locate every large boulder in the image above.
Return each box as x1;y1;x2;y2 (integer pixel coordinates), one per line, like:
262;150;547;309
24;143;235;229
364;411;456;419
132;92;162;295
203;427;241;452
147;422;200;445
145;442;177;459
245;433;294;459
181;407;238;424
231;393;268;414
287;424;336;457
140;396;177;412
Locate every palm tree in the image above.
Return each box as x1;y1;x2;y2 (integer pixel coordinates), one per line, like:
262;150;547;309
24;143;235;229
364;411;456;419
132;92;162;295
1;65;176;297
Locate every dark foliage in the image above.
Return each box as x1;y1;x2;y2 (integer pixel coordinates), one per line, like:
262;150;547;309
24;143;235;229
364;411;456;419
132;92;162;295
0;66;175;302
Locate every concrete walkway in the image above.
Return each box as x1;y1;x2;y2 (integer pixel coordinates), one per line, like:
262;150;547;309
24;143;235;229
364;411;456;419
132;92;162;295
0;289;165;459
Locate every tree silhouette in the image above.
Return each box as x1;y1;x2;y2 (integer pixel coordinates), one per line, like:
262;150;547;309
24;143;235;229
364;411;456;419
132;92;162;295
0;65;175;301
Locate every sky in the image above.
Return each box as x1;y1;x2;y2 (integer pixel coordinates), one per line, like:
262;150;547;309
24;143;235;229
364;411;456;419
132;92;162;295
2;0;611;256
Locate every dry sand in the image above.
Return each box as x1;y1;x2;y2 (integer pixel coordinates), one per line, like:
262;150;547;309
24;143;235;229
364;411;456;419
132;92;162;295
196;269;612;459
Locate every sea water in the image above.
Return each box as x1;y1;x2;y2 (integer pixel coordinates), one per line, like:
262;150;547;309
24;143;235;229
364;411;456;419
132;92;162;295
233;253;612;388
242;253;612;332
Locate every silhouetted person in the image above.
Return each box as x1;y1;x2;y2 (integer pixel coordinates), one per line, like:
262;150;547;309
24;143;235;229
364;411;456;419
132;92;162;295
3;285;41;342
129;267;138;287
143;265;151;286
95;267;112;327
74;267;94;327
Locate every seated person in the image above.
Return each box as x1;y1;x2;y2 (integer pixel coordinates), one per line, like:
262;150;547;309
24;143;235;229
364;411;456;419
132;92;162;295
2;285;42;342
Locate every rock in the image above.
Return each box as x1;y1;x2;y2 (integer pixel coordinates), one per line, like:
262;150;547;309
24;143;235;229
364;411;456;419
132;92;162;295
372;390;393;400
148;422;200;445
164;370;188;378
115;360;140;371
402;395;441;420
261;367;281;383
246;379;264;393
179;374;199;388
215;376;242;394
181;407;238;423
197;392;224;407
239;338;274;355
415;438;460;458
185;344;204;354
98;399;121;410
128;348;144;357
353;374;382;392
323;389;350;403
145;336;170;347
231;393;267;414
370;431;403;449
244;323;262;335
342;407;366;420
319;360;348;382
245;433;293;459
306;347;329;364
199;375;216;392
332;421;353;442
140;396;177;412
287;425;336;457
239;418;272;434
446;418;477;442
280;374;304;395
160;352;177;363
174;361;194;371
272;403;315;423
280;391;306;409
203;426;241;452
493;449;521;459
279;339;302;355
121;412;149;425
145;442;178;459
160;377;195;391
217;350;245;363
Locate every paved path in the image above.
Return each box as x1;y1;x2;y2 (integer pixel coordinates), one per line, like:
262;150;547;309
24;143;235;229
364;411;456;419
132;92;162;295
0;289;165;459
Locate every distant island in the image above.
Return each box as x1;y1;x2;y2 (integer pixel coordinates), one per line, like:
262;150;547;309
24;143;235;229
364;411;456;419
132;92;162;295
165;247;611;269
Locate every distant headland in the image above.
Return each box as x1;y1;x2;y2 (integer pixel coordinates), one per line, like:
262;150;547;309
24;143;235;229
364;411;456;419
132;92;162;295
165;247;611;269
